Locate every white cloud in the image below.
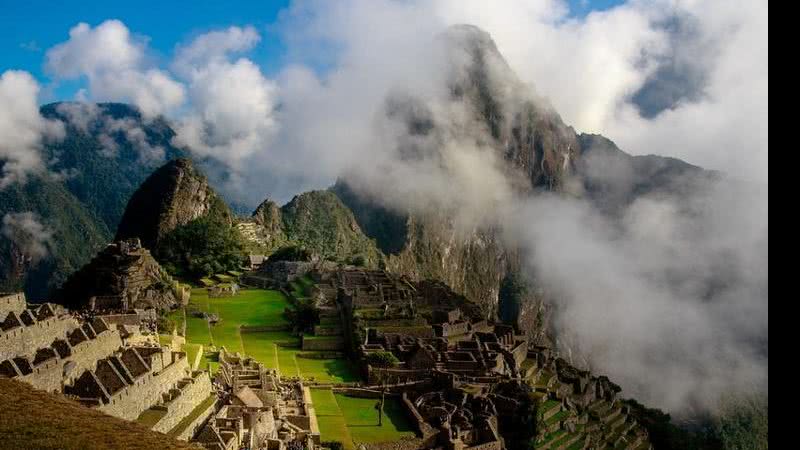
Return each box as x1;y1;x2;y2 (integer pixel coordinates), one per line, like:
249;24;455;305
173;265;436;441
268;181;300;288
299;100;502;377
0;70;65;188
171;27;279;196
2;212;53;263
45;20;185;117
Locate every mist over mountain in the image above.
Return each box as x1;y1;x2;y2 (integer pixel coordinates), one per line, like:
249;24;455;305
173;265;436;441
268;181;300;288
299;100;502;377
0;2;766;431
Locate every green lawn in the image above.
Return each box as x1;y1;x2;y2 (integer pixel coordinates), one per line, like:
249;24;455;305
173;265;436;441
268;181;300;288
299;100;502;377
335;394;415;443
184;343;202;369
311;388;354;450
310;388;414;448
174;288;357;383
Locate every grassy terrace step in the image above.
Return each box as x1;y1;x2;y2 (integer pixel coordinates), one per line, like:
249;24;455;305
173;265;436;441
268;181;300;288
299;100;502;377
310;388;414;450
136;408;167;428
566;439;586;450
538;429;567;448
544;410;570;427
538;400;561;416
551;431;582;449
167;394;217;438
177;287;358;383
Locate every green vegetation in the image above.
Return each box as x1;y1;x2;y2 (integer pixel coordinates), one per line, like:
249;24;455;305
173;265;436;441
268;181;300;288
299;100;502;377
365;351;400;368
175;287;356;383
311;389;414;449
279;190;382;266
284;298;319;333
269;244;315;262
1;103;189;301
311;388;354;450
713;394;768;450
157;211;246;280
331;180;409;255
0;177;110;300
156;311;177;333
136;408;167;428
335;393;415;443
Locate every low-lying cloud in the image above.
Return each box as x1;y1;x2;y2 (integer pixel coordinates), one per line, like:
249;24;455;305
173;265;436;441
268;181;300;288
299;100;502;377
0;71;64;188
1;212;54;264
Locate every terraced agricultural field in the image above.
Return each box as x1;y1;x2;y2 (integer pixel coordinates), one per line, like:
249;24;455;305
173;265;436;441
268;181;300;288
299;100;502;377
170;287;357;383
310;388;414;450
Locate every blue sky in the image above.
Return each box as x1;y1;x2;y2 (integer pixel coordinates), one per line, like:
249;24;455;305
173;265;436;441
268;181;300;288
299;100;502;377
0;0;623;102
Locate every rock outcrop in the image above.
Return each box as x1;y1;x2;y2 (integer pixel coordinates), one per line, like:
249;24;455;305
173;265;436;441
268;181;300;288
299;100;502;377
55;238;182;311
115;158;231;250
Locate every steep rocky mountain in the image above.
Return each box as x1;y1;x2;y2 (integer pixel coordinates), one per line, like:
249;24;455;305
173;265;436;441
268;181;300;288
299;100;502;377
39;102;188;230
0;102;186;300
1;27;718;334
115;157;231;250
328;24;719;337
576;133;720;214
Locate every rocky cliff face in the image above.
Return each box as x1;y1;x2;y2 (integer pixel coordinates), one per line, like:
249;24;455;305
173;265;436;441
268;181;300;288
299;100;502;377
328;25;578;331
331;25;718;341
115;158;231;250
443;24;581;193
55;238;180;311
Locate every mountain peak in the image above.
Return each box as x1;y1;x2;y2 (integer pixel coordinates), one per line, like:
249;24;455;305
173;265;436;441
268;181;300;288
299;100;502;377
115;157;230;249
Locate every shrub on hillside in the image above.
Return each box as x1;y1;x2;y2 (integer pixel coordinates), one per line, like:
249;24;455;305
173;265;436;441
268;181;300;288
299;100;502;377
366;351;400;368
156;215;245;280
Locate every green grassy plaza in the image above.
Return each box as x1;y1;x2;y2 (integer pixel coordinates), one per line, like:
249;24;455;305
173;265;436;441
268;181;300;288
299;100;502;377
167;287;358;382
165;283;414;448
310;388;415;449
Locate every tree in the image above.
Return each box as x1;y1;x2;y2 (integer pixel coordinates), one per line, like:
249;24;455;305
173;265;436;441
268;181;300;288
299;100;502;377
284;298;320;333
375;390;386;426
269;244;314;262
156;215;245;280
366;351;400;368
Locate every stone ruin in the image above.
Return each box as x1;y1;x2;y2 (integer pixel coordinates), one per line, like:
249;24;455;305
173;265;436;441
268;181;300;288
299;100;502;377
195;349;320;450
55;238;186;312
0;291;218;442
296;268;653;450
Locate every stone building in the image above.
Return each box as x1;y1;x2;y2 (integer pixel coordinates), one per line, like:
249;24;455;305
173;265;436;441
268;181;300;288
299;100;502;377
0;292;217;442
195;349;320;450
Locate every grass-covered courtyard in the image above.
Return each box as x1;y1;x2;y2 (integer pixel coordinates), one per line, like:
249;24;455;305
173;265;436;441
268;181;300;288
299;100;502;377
310;388;415;450
168;287;358;383
165;284;402;449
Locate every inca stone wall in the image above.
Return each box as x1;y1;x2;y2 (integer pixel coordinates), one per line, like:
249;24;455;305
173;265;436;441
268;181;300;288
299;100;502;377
0;293;26;319
151;370;213;434
301;336;344;351
96;353;191;421
0;306;79;361
10;325;123;392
